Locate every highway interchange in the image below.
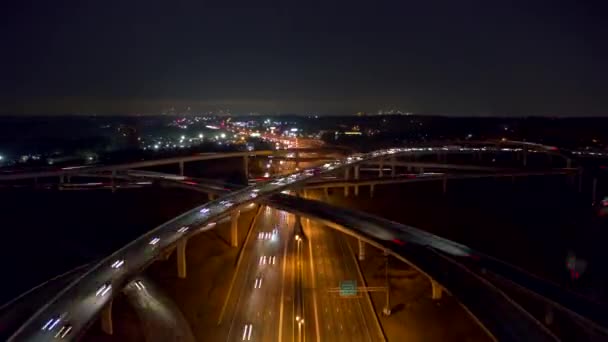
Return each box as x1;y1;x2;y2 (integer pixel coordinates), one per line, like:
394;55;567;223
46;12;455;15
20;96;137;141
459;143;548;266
4;143;598;341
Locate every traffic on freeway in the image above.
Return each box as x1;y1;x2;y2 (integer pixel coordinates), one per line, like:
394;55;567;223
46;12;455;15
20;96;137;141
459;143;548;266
5;144;571;341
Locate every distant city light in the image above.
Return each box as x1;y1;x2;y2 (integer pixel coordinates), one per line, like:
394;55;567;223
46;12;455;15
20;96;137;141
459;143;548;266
199;133;204;138
290;128;298;132
220;133;226;139
0;155;4;161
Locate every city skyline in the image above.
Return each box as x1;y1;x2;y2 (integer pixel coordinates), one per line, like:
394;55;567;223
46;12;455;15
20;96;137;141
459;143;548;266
1;0;607;116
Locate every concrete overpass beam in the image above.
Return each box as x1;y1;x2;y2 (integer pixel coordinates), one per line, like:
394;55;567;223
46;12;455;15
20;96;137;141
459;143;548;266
358;239;365;261
431;279;443;300
101;300;113;335
177;238;187;279
231;210;241;247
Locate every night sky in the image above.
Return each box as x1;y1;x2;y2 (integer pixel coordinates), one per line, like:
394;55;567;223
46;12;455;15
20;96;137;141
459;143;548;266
1;0;607;116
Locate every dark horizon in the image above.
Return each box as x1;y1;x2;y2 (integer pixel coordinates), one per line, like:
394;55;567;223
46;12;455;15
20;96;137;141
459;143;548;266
2;0;607;116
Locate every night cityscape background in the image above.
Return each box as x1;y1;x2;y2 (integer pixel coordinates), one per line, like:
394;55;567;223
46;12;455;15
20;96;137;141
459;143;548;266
1;1;608;341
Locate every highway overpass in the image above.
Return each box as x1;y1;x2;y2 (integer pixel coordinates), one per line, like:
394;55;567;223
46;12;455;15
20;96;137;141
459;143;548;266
1;144;590;341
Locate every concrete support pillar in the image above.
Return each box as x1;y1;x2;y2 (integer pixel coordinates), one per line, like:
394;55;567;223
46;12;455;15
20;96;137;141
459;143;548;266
323;187;329;199
231;210;241;247
431;279;443;300
101;300;113;335
578;168;583;193
370;184;375;198
59;174;65;184
344;167;350;180
243;156;249;180
390;156;396;177
66;175;71;183
177;239;187;278
208;193;215;201
354;166;360;196
344;185;349;197
511;175;516;185
378;159;384;178
442;175;448;194
522;150;528;167
179;161;184;176
419;167;424;174
358;239;365;261
566;158;572;169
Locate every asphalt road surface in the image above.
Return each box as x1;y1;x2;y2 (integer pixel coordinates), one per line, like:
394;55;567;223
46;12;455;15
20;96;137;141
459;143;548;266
224;207;297;341
302;218;385;342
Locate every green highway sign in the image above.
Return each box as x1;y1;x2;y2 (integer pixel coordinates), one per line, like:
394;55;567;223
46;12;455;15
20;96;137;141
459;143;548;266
339;280;357;296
